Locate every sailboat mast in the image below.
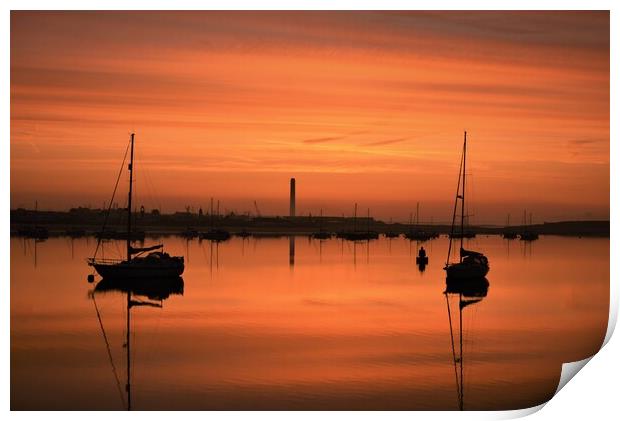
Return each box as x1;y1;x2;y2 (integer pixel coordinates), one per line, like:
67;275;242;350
460;132;467;261
446;136;465;266
416;202;420;227
127;133;135;261
210;198;214;229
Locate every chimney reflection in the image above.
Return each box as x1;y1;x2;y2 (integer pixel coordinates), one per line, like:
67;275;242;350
289;235;295;268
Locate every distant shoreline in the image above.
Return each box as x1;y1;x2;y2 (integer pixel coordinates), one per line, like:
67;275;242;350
10;208;609;238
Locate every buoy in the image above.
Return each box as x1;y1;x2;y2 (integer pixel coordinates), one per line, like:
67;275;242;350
87;274;95;283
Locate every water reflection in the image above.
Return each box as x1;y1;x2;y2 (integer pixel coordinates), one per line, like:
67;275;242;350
21;237;47;268
444;277;489;410
10;235;609;410
92;276;184;410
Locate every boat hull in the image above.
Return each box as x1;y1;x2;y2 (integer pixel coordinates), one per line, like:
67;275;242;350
445;262;489;281
91;257;184;280
200;230;231;241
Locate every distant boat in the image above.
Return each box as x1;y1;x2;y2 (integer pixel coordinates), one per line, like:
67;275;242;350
65;228;86;237
502;214;517;239
416;246;428;265
405;202;433;241
201;229;231;242
234;230;252;238
519;210;539;241
88;133;184;280
17;225;49;240
448;230;476;239
342;204;379;241
384;231;400;238
179;228;199;239
201;198;231;242
444;132;489;281
311;209;332;239
96;229;146;241
16;201;49;239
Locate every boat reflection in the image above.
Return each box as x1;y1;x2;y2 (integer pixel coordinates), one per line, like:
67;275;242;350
444;277;489;410
92;276;184;410
94;276;184;301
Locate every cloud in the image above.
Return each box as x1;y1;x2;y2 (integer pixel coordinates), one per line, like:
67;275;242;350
302;136;347;144
363;137;408;147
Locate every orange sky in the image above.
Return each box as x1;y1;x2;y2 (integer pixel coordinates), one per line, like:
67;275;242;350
10;11;609;223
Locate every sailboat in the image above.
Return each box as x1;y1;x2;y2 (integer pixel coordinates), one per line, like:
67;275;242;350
444;276;489;410
444;132;489;281
87;133;185;280
404;202;432;241
312;209;332;239
519;210;539;241
201;198;231;241
502;213;518;239
342;204;379;241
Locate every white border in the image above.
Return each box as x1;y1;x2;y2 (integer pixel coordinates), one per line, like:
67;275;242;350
4;2;616;420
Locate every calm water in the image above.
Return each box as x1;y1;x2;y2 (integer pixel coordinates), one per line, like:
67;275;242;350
11;235;608;410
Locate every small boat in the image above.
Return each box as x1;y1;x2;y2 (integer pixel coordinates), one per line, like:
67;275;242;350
342;231;379;241
311;209;332;239
201;229;231;242
444;132;489;281
234;230;252;238
416;246;429;265
87;133;184;280
519;231;539;241
178;228;199;239
312;231;332;239
201;198;231;241
502;214;517;239
405;203;433;241
384;231;400;238
448;230;476;239
65;228;86;237
342;204;379;241
16;201;49;239
96;230;146;241
17;225;49;239
519;210;539;241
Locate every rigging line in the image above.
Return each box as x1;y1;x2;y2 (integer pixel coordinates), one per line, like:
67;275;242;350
445;293;462;406
92;294;127;409
92;138;131;260
446;144;465;266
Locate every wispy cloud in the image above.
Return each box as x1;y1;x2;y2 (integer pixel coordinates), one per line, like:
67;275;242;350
362;137;408;147
302;136;347;144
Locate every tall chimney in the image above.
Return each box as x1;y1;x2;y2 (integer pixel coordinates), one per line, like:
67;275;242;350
290;178;296;217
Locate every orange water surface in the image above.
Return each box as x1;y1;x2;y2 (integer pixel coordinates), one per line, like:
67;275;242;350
10;235;608;410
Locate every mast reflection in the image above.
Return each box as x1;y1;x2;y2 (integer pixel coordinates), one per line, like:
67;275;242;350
92;276;184;410
444;277;489;410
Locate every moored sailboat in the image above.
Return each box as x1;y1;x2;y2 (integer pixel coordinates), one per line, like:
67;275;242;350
444;132;489;281
87;133;184;280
